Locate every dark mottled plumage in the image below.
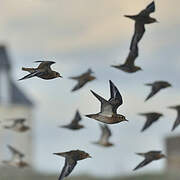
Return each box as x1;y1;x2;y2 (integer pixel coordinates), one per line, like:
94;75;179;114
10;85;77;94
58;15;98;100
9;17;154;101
111;1;157;73
19;61;62;80
53;150;91;180
138;112;163;132
4;118;30;132
86;80;128;124
60;110;84;130
133;151;166;171
2;145;29;168
69;69;96;92
168;105;180;131
145;81;171;101
93;124;113;147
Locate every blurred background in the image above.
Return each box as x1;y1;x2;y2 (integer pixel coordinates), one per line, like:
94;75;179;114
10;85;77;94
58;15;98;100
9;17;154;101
0;0;180;179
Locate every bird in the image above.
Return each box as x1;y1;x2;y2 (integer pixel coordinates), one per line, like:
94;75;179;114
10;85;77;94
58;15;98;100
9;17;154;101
53;150;91;180
168;105;180;131
2;145;29;168
92;124;113;147
111;1;157;73
3;118;30;132
85;80;128;124
133;150;166;171
19;61;62;80
69;69;96;92
60;110;84;130
138;112;163;132
145;81;172;101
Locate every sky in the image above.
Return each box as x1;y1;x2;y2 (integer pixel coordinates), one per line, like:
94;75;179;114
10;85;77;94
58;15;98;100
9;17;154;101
0;0;180;177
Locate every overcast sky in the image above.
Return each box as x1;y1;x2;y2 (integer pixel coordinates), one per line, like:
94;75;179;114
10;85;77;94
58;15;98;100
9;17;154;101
0;0;180;177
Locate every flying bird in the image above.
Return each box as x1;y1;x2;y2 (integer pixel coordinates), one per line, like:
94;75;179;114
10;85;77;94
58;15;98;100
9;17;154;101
133;151;166;171
2;145;29;168
168;105;180;131
69;69;96;92
86;80;128;124
53;150;91;180
138;112;163;132
3;118;30;133
92;124;113;147
19;61;62;80
60;110;84;130
145;81;171;101
111;1;157;73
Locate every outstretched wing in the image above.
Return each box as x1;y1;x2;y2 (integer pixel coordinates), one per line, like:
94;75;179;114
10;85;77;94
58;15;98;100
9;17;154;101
100;124;112;143
145;84;161;101
130;22;145;50
72;110;82;124
58;158;77;180
18;70;45;81
35;61;55;69
108;80;123;113
139;1;155;16
133;158;153;171
7;145;24;159
90;90;113;116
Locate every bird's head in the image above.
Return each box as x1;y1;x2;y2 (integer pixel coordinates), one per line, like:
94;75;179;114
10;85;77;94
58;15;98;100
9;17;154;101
117;114;128;122
79;151;92;159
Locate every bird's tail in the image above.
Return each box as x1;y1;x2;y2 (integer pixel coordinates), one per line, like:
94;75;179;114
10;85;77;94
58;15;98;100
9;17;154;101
22;67;36;73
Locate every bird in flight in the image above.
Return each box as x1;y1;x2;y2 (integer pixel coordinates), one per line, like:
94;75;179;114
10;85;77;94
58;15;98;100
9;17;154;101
69;69;96;92
86;80;128;124
133;150;166;171
19;61;62;80
3;118;30;133
138;112;163;132
60;110;84;130
145;81;172;101
53;150;91;180
92;124;113;147
2;145;29;168
111;1;157;73
168;105;180;131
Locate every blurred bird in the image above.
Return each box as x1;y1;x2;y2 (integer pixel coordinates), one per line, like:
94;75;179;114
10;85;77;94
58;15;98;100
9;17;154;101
112;1;157;73
133;150;166;171
69;69;96;92
168;105;180;131
53;150;91;180
60;110;84;130
86;80;128;124
145;81;172;101
138;112;163;132
19;61;62;80
2;145;29;168
92;124;113;147
3;118;30;133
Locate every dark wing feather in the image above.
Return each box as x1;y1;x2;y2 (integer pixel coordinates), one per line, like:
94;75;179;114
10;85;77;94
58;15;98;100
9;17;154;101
130;22;145;50
109;80;123;112
145;84;161;101
133;158;153;171
18;71;45;81
7;145;24;158
71;80;87;92
139;1;155;16
58;159;77;180
171;116;180;131
72;110;82;124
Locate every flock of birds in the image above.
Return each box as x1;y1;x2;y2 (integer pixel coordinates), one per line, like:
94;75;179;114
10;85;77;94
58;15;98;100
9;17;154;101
2;1;180;180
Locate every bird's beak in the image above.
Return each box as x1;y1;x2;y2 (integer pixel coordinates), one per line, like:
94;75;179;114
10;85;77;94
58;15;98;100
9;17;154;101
58;75;63;78
125;119;128;122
